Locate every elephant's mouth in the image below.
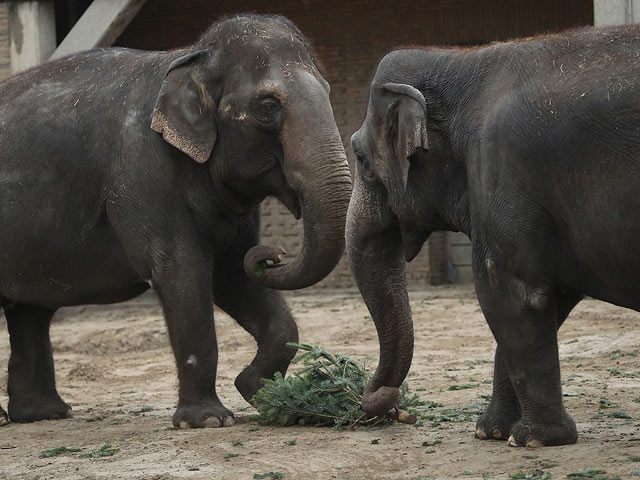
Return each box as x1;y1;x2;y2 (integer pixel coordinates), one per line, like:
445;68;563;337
399;223;431;262
243;188;300;279
275;187;301;219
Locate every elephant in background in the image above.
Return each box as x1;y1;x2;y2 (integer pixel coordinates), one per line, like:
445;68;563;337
0;14;351;428
347;25;640;446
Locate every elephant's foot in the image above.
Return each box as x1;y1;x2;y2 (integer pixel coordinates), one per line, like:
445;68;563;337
475;400;521;440
8;392;72;423
506;412;577;447
0;404;9;426
173;401;235;429
234;365;265;404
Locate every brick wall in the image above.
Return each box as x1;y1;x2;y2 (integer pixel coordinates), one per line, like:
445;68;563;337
112;0;593;289
0;4;9;81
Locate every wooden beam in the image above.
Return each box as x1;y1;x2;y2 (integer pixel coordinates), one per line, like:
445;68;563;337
9;1;56;74
50;0;147;60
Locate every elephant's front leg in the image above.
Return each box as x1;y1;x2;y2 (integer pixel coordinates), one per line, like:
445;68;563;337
153;255;233;429
475;266;577;447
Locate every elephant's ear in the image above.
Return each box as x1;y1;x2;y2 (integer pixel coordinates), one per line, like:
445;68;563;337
151;50;216;163
383;83;429;191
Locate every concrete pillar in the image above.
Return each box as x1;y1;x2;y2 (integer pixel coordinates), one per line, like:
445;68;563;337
9;1;55;74
594;0;640;26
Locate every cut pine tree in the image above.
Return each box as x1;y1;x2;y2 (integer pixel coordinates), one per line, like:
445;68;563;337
252;343;419;428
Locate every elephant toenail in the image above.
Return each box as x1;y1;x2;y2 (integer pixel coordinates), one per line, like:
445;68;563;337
507;435;520;447
526;439;544;448
475;429;488;439
223;416;235;427
203;417;222;428
179;420;193;429
65;409;73;418
492;428;503;439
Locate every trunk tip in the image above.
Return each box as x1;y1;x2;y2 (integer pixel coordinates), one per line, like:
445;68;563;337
244;245;287;280
361;385;400;417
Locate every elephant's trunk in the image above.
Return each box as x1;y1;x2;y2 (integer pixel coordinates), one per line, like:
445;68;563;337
244;73;352;290
346;175;414;416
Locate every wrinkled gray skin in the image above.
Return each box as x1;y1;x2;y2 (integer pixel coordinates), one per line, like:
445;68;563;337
348;25;640;447
0;14;351;428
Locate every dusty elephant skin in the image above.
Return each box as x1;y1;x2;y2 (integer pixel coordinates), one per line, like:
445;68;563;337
347;25;640;447
0;14;351;428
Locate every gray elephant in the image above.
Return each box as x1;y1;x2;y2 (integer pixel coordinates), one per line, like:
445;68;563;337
0;14;352;428
347;25;640;446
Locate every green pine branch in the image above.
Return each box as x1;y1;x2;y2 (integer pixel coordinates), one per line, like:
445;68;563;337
253;343;420;428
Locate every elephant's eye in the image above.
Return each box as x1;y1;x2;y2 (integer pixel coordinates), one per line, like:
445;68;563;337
355;152;374;180
253;97;282;125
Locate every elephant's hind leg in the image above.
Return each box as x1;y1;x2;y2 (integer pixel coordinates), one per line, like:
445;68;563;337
475;346;521;440
213;215;299;405
6;303;71;423
0;403;8;426
475;289;581;442
215;280;298;404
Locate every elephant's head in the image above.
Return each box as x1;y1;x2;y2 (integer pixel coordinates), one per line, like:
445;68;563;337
151;14;352;289
347;52;465;417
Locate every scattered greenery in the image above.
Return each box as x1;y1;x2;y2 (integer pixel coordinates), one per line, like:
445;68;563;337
566;468;620;479
224;453;242;460
508;471;551;480
253;473;284;479
447;384;479;390
422;440;442;447
129;406;153;415
232;440;243;447
39;446;82;458
253;343;420;428
417;398;489;426
599;397;616;409
286;440;296;446
80;443;119;458
606;411;632;419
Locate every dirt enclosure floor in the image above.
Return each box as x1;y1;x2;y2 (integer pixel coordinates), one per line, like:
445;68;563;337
0;286;639;480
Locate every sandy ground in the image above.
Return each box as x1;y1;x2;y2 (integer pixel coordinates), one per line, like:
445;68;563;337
0;285;638;480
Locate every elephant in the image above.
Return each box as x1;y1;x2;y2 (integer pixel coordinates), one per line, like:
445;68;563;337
346;24;640;447
0;14;352;428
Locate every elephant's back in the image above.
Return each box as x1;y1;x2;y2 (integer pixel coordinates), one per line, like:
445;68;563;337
0;48;178;173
